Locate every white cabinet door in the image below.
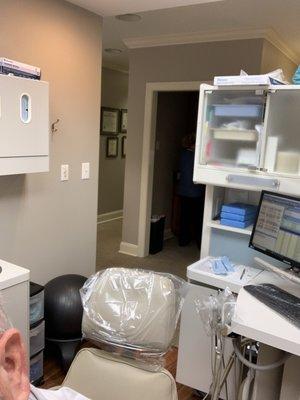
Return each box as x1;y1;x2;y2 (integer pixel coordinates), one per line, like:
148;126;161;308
263;87;300;177
194;85;300;194
196;85;266;173
0;75;49;157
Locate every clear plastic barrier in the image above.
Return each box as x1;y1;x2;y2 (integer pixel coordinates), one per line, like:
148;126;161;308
80;268;187;369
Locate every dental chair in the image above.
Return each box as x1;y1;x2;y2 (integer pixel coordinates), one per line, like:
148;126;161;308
57;268;185;400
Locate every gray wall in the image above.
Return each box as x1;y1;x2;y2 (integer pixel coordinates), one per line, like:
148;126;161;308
0;0;102;284
98;68;128;215
123;39;265;245
261;41;297;81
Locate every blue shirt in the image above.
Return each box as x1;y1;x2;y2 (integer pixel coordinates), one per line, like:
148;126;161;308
177;148;204;198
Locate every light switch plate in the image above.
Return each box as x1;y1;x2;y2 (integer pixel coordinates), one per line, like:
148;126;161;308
61;164;69;181
81;162;90;180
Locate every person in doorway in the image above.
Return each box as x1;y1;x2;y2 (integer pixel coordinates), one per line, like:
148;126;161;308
177;133;205;248
0;303;88;400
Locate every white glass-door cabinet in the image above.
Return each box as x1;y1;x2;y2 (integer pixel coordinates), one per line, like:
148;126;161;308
193;84;300;196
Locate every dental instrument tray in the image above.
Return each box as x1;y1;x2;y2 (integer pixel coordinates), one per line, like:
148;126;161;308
244;284;300;329
187;257;262;293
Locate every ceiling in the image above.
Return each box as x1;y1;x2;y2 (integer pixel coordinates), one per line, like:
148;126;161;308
67;0;223;17
69;0;300;72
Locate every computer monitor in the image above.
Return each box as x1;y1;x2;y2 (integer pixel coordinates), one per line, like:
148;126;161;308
249;191;300;269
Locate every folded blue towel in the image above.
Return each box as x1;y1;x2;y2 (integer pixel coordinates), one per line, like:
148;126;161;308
221;203;257;216
221;218;253;228
221;211;256;222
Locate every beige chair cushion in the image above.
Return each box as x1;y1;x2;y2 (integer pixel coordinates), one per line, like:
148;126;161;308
82;268;176;352
62;348;178;400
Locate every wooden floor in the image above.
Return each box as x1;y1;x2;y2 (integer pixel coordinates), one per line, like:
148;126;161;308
41;346;199;399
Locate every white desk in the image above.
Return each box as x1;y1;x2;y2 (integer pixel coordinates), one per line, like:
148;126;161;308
231;273;300;400
177;258;300;400
232;279;300;356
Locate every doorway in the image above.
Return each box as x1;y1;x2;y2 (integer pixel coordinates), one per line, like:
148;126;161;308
151;91;205;256
137;81;208;258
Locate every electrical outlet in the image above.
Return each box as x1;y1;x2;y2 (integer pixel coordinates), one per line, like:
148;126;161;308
81;162;90;180
61;164;69;181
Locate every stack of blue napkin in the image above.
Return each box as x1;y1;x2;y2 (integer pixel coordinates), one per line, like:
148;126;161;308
211;256;235;275
220;203;257;228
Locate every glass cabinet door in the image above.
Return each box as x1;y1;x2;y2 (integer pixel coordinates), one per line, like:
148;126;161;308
264;88;300;176
199;89;267;170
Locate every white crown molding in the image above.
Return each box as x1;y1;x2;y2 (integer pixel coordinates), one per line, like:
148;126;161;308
123;28;300;64
263;30;299;65
102;61;129;74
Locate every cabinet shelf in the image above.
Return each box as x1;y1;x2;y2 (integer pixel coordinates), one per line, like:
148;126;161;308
207;219;253;236
212;128;258;142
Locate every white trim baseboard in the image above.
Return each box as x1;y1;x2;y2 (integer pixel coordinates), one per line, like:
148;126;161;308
97;209;123;224
164;228;174;241
119;241;139;257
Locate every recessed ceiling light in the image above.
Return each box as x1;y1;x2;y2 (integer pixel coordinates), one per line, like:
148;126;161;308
116;14;142;22
104;48;123;55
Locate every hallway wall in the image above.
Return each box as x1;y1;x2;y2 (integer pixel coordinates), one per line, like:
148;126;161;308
98;67;128;215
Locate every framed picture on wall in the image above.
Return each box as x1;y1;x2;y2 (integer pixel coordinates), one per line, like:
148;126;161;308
101;107;120;135
106;136;118;158
120;109;128;133
121;136;126;158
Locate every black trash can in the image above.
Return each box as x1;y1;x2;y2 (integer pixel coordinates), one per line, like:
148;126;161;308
149;215;166;254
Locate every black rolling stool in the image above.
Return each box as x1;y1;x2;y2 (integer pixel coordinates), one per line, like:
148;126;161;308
44;274;87;372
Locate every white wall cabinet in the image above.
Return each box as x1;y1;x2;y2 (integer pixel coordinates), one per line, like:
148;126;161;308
194;84;300;196
0;74;49;175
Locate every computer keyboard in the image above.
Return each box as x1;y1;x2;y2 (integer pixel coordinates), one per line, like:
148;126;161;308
244;284;300;329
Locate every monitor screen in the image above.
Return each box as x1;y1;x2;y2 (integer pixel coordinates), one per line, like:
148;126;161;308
249;191;300;268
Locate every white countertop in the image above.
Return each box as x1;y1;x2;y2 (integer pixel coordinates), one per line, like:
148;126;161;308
0;259;30;290
232;278;300;356
187;257;300;356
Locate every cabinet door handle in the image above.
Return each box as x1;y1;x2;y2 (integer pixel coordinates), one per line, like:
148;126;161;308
20;93;31;124
227;174;280;189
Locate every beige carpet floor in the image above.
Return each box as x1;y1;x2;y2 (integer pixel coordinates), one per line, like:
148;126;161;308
96;218;200;280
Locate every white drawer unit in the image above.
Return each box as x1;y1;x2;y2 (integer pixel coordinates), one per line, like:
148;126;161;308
30;320;45;358
30;350;44;384
0;74;49;175
194;84;300;196
30;282;44;326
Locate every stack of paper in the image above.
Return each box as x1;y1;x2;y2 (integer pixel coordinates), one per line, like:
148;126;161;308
0;58;40;80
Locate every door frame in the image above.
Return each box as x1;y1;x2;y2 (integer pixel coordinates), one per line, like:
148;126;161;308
137;81;207;257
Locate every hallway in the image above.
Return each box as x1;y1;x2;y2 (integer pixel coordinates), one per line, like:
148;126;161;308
96;218;200;278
